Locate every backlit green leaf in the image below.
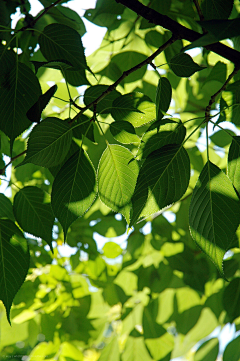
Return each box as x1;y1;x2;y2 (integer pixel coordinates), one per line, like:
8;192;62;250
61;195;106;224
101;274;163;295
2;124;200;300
0;220;29;323
131;144;190;226
51;150;97;239
98;337;120;361
102;242;122;258
110;121;140;144
156;77;172;120
19;118;72;168
228;136;240;195
194;338;219;361
111;93;155;127
189;161;240;277
98;145;139;217
122;332;152;361
13;186;54;249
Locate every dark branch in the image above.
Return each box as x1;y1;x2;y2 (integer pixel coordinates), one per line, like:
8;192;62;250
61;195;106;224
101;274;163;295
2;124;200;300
115;0;240;65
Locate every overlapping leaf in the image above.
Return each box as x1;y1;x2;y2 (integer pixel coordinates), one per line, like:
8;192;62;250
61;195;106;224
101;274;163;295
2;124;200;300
189;161;240;277
111;93;155;127
110;121;140;144
201;0;234;20
18;118;72;168
98;145;139;220
0;61;41;149
122;332;152;361
137;119;186;160
169;53;205;77
13;186;54;249
0;194;15;221
26;85;57;123
156;77;172;120
51;150;97;239
131;144;190;226
84;85;120;114
0;220;29;323
217;81;240;125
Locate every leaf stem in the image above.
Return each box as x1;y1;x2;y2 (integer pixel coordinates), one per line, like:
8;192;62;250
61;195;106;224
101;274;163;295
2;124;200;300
0;150;26;175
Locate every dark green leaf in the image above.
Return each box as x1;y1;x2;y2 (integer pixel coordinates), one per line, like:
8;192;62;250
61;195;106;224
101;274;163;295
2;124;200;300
228;136;240;195
51;150;97;239
223;335;240;361
201;0;234;20
194;338;219;361
0;193;15;221
189;161;240;277
156;77;172;120
18;118;72;168
210;129;235;147
26;85;57;123
0;220;29;323
169;53;206;77
84;85;120;114
13;186;54;249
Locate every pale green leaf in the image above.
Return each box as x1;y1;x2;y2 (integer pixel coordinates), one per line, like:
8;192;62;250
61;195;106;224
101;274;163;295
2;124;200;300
110;121;140;144
189;161;240;277
156;77;172;120
51;150;97;239
18;118;72;168
102;241;122;258
122;332;152;361
111;93;156;127
98;337;120;361
169;53;205;77
98;144;139;215
131;144;190;226
13;186;54;249
0;220;29;323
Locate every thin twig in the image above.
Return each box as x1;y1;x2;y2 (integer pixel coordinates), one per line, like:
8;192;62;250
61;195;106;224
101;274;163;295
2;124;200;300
192;0;204;22
205;66;240;123
69;35;179;124
19;0;62;31
0;150;26;175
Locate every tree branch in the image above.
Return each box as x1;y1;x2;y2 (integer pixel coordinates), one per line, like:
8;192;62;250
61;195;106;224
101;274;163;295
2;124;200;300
205;66;240;122
115;0;240;65
192;0;205;22
70;34;179;124
0;150;26;175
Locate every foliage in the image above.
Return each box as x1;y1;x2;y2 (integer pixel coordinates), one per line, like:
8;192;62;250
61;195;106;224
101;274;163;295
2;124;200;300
1;0;240;359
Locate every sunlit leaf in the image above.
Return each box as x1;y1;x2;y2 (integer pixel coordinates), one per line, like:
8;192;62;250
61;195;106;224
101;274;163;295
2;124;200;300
110;121;140;144
102;242;122;258
194;338;219;361
189;161;240;277
228;136;240;195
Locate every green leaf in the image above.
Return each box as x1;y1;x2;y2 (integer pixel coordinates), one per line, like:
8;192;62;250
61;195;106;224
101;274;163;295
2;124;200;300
111;93;156;127
122;332;153;361
156;77;172;120
210;129;235;148
201;0;234;20
26;85;57;123
137;119;186;160
102;242;122;258
110;121;140;144
0;62;41;149
131;144;190;226
218;81;240;126
51;150;97;239
223;278;240;321
202;61;227;86
194;338;219;361
169;53;206;77
98;337;120;361
143;303;174;360
13;186;54;249
223;335;240;361
228;136;240;195
98;145;139;217
0;220;29;323
189;161;240;277
0;193;15;221
39;23;88;71
18;117;72;168
111;51;147;83
84;85;120;114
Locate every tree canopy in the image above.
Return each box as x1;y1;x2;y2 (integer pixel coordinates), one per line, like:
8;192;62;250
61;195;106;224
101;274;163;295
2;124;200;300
1;0;240;359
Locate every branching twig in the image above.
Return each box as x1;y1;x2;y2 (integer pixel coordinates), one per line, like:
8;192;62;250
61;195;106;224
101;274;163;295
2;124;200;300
19;0;62;31
205;66;240;123
115;0;240;65
69;34;179;124
0;150;26;175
